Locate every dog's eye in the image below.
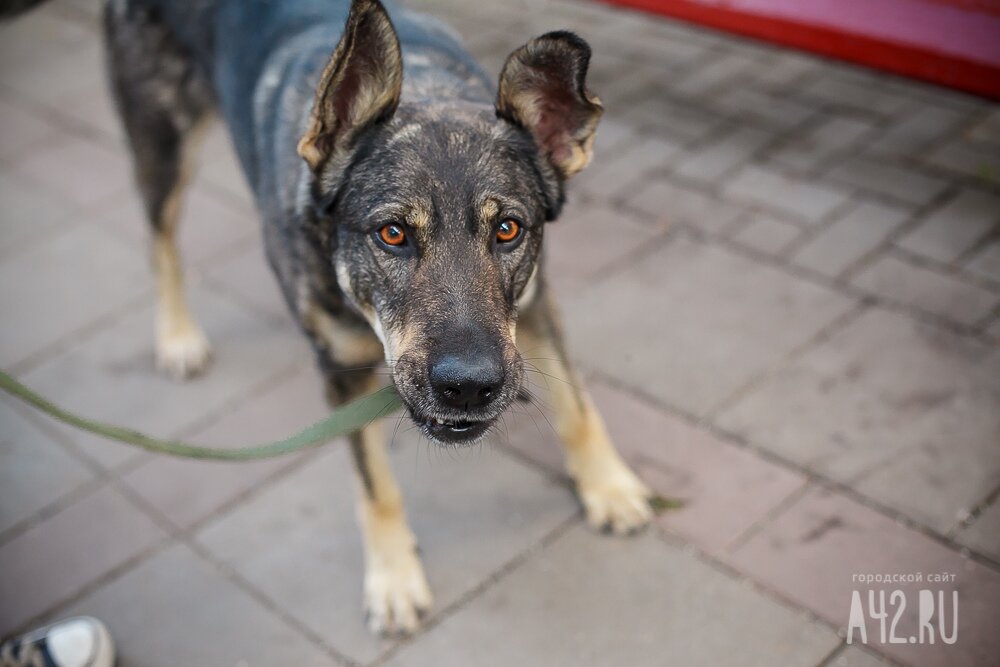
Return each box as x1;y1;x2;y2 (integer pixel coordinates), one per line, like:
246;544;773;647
376;223;407;247
496;219;522;245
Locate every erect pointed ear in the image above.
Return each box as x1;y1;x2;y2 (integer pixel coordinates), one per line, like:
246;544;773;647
496;31;603;180
297;0;403;171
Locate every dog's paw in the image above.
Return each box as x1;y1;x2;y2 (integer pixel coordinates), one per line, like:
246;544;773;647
364;547;433;636
156;325;212;380
577;464;653;536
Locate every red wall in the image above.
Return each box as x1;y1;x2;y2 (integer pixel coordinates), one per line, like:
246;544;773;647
601;0;1000;99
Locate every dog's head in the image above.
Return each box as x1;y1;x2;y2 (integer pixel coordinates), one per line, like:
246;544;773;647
298;0;601;444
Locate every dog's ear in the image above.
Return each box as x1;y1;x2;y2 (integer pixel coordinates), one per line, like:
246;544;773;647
496;31;603;180
298;0;403;171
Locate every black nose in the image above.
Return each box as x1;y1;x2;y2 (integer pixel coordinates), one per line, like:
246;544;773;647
429;353;504;410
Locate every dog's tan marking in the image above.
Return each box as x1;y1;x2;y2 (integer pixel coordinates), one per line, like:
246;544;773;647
516;263;539;311
352;421;433;635
478;197;500;223
409;205;431;230
307;307;384;366
152;119;212;379
335;262;415;365
517;293;651;534
153;233;211;379
297;282;384;366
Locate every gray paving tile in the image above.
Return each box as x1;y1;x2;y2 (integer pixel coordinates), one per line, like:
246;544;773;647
198;126;256;208
564;235;854;417
0;223;148;367
588;117;641;159
613;19;713;67
883;75;987;112
923;137;1000;182
751;50;821;90
502;380;806;555
385;525;839;667
673;125;773;184
0;398;94;536
604;9;723;50
50;0;103;24
730;215;802;256
623;93;729;144
968;108;1000;144
852;253;998;326
897;189;1000;265
824;645;896;667
586;51;651;106
718;308;1000;534
791;201;911;278
196;438;576;664
525;0;621;36
864;104;970;159
955;501;1000;562
0;170;75;258
723;165;852;224
671;53;754;98
0;11;99;99
712;86;820;130
963;239;1000;284
61;543;337;666
768;116;877;173
986;315;1000;340
0;9;91;73
206;242;293;321
627;177;744;235
120;363;329;530
0;97;63;161
573;135;684;203
20;287;311;469
0;484;166;635
729;487;1000;667
56;83;124;144
714;33;782;62
89;181;257;266
543;198;666;295
798;73;911;116
597;65;662;109
12;135;131;210
825;157;950;208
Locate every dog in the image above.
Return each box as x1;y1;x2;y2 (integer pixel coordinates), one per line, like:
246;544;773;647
44;0;654;635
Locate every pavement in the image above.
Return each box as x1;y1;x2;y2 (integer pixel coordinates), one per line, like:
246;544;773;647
1;0;999;665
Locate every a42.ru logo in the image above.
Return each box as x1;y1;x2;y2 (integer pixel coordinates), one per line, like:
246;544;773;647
847;589;958;645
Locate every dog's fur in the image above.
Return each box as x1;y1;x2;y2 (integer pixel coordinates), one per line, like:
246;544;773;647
95;0;651;634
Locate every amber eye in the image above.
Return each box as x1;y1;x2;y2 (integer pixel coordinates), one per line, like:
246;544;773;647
496;219;522;244
377;223;407;247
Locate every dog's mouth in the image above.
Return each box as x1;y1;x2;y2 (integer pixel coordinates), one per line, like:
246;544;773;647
411;412;494;444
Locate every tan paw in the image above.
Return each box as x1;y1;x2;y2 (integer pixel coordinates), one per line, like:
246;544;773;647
577;465;653;536
156;325;211;380
364;547;433;636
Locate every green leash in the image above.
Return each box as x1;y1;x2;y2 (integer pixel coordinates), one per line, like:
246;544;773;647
0;369;402;461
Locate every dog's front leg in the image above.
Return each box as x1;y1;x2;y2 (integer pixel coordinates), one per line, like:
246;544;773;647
351;422;433;635
327;376;432;635
517;288;652;535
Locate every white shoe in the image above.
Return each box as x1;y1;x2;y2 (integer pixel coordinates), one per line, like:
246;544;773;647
0;617;115;667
